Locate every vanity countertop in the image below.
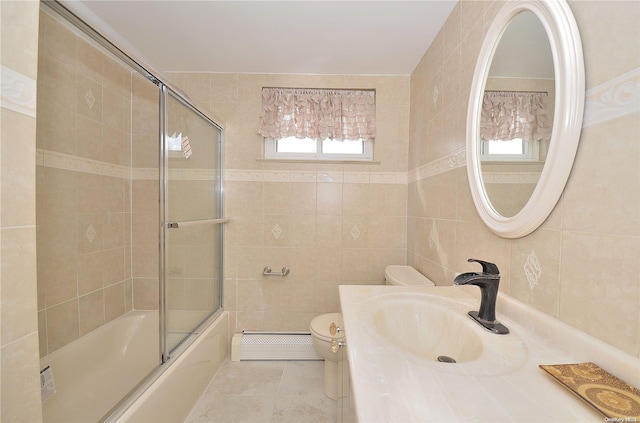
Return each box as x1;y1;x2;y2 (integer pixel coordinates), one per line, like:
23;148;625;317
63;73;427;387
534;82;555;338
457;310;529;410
339;285;640;422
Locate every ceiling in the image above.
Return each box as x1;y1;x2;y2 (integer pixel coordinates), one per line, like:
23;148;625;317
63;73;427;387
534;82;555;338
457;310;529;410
65;1;458;76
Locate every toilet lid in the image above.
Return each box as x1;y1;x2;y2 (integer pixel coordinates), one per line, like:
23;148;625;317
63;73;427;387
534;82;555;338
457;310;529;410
310;313;344;341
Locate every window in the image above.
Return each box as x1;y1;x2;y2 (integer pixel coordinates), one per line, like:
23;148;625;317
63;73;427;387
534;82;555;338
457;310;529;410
264;136;373;161
258;87;376;162
480;138;539;162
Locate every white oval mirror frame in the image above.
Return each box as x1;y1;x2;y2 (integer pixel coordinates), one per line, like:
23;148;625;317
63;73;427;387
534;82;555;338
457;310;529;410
466;0;585;238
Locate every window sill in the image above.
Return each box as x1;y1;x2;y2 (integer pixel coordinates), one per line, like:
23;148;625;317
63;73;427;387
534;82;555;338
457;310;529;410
257;158;381;165
480;160;545;165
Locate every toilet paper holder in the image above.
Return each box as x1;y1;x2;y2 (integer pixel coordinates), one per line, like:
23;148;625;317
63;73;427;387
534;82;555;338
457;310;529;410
329;322;345;353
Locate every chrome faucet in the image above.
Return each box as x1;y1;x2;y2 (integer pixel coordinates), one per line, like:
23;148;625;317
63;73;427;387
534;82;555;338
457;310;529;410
454;259;509;335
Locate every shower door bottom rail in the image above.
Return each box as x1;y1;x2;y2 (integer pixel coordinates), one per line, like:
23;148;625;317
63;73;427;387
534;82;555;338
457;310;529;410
166;217;230;229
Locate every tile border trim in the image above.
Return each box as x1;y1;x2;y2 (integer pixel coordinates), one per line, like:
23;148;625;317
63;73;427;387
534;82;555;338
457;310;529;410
1;65;37;118
224;169;408;184
34;69;636;185
37;149;217;181
583;67;640;128
407;148;466;183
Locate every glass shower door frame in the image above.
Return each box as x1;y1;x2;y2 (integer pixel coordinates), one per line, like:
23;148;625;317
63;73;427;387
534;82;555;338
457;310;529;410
159;85;225;363
42;2;227;420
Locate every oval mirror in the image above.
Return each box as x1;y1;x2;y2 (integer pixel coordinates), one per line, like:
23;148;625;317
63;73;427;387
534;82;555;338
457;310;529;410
466;0;585;238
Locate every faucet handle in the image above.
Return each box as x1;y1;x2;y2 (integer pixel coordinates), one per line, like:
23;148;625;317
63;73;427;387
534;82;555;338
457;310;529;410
467;258;500;275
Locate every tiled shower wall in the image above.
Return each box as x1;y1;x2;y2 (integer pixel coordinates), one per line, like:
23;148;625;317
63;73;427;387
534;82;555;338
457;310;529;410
169;73;410;332
1;1;43;421
407;1;640;357
35;11;161;356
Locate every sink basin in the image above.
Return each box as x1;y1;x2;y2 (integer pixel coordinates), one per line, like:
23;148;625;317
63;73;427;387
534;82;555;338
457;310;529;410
365;294;482;362
359;292;527;373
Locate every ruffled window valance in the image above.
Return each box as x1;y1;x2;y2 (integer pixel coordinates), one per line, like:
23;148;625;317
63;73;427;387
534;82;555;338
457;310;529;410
480;91;552;142
258;87;376;141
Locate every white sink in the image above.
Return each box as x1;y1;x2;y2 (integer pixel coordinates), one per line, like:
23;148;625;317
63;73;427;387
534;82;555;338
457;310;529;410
362;293;482;362
340;285;640;422
359;292;527;375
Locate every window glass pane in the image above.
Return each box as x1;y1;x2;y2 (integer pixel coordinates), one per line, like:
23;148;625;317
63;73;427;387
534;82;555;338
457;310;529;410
486;138;524;155
322;139;364;154
276;136;317;153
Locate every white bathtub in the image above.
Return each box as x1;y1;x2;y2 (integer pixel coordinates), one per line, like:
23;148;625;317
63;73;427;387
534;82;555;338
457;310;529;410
40;310;229;423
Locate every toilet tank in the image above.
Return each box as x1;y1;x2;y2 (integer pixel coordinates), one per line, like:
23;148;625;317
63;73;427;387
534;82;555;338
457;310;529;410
384;265;435;286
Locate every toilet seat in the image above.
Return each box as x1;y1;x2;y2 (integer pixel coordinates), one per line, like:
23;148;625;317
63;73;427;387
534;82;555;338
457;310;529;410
310;313;344;342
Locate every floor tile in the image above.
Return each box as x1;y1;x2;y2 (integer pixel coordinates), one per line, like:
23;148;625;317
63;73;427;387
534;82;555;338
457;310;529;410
271;395;335;423
185;360;337;423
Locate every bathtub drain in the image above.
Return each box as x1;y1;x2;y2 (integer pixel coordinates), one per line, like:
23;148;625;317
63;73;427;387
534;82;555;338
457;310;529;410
437;355;457;363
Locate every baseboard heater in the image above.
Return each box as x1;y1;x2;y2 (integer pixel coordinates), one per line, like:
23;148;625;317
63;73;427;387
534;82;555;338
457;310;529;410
231;331;322;361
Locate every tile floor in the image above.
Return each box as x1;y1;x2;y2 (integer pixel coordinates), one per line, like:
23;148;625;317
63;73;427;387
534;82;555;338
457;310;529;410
185;360;337;423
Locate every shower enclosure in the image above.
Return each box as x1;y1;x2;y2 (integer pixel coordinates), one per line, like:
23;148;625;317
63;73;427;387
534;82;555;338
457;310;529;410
36;2;224;421
162;89;224;356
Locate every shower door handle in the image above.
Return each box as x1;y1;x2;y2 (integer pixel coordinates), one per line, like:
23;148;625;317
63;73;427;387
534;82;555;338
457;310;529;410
167;218;230;229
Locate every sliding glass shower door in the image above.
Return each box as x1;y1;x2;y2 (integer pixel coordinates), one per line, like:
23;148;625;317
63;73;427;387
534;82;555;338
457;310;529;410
162;89;224;356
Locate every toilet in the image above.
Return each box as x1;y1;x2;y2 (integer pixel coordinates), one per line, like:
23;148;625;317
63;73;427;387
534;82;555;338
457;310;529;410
310;312;348;400
384;265;435;286
310;266;433;400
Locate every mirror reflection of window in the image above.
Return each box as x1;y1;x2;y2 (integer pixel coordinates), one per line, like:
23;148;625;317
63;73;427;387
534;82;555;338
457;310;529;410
478;10;554;217
467;1;585;236
481;138;540;161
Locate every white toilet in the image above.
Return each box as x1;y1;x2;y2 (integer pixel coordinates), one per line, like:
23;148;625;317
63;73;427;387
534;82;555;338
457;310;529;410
310;266;433;400
384;265;435;286
310;312;348;400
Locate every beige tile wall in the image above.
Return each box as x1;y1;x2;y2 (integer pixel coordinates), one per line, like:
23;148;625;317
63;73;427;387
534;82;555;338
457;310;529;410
164;97;222;319
35;12;134;356
1;1;44;422
169;72;410;332
408;1;640;357
1;1;636;420
35;11;163;356
131;71;161;313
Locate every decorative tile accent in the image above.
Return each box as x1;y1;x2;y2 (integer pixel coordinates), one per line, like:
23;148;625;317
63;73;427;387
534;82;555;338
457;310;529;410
1;65;37;117
428;229;436;249
263;170;290;182
583;67;640;128
131;168;159;180
524;250;542;290
224;169;408;185
76;156;113;176
350;225;361;241
408;147;466;183
85;224;97;243
169;169;218;181
290;171;317;183
39;149;131;179
224;169;264;182
271;224;282;240
369;172;399;184
317;171;343;183
85;89;95;109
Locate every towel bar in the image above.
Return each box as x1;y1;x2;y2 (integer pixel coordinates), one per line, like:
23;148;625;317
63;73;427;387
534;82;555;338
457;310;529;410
262;266;290;277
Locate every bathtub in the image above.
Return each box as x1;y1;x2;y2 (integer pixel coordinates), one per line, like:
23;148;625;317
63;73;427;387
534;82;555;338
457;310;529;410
40;310;229;423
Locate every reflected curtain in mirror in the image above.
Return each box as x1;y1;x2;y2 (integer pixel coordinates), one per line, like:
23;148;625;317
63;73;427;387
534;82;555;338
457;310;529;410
480;91;552;142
